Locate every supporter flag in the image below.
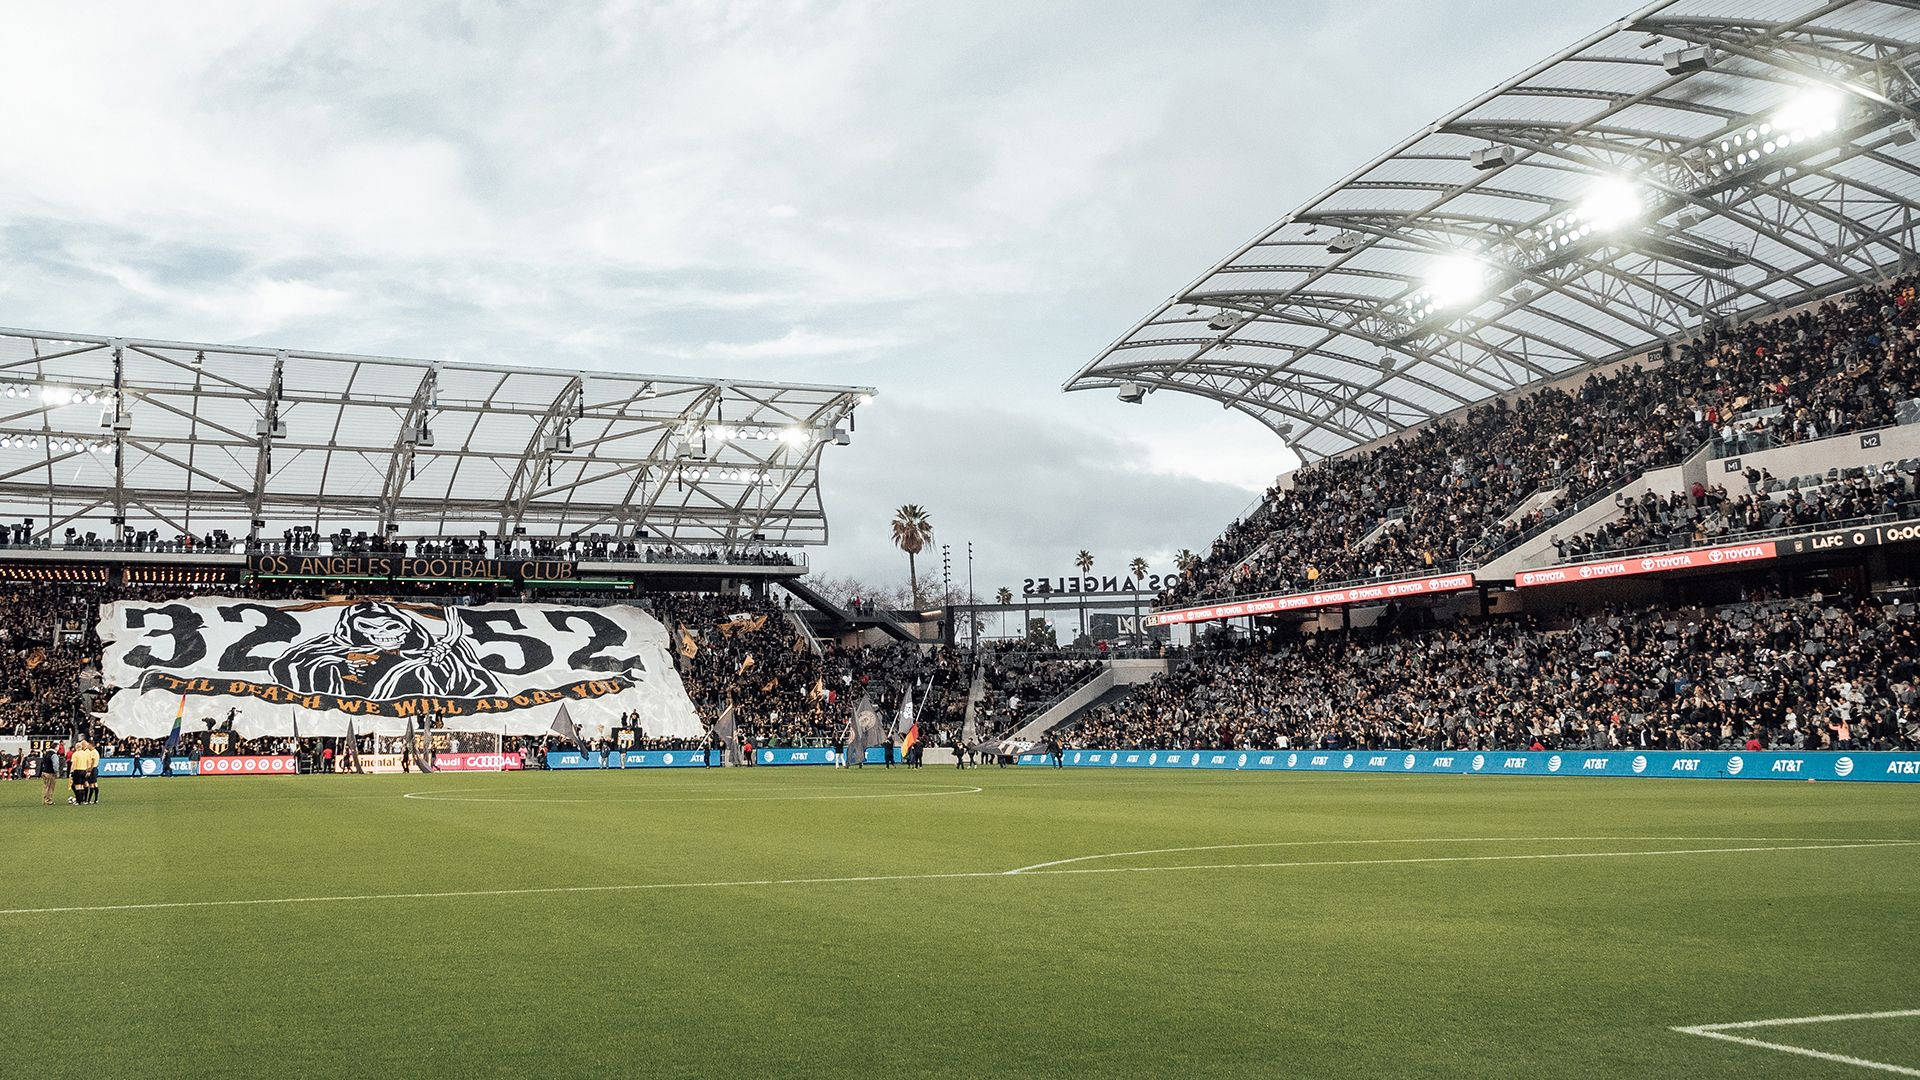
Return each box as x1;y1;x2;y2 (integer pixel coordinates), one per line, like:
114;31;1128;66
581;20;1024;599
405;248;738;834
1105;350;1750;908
161;695;187;754
900;716;920;759
678;625;699;661
343;717;364;774
893;686;916;736
550;702;585;751
404;714;434;774
738;654;756;676
961;663;985;747
713;703;741;766
808;677;826;702
847;694;884;761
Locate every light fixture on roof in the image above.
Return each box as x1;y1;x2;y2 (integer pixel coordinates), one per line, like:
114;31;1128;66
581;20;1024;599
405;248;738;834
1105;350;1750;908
1892;120;1917;146
1469;145;1515;171
1578;176;1643;232
1424;252;1487;308
1327;232;1362;254
780;426;810;447
1773;86;1844;142
1662;46;1711;75
192;350;205;369
1117;382;1146;404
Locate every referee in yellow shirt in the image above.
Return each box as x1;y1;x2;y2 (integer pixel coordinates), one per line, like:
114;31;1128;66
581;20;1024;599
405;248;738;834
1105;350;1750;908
68;739;99;806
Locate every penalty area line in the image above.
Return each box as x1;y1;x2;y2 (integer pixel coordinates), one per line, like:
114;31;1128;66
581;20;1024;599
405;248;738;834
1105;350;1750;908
1672;1009;1920;1076
0;839;1913;917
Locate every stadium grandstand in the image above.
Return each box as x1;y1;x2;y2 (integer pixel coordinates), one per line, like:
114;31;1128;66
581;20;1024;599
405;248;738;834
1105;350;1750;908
8;3;1920;1078
1041;0;1920;766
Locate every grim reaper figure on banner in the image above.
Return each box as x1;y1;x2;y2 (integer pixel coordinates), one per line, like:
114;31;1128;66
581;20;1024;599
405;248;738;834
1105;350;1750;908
268;601;502;699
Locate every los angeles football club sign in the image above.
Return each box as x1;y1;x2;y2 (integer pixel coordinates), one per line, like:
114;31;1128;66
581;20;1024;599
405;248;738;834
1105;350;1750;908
96;598;701;741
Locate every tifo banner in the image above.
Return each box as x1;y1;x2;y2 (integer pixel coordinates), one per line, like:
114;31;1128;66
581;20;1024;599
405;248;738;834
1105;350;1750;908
97;598;700;742
1152;572;1476;626
197;755;297;776
1515;542;1776;587
1015;748;1920;782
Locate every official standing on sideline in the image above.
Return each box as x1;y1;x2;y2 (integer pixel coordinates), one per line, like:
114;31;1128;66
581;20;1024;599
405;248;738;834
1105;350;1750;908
39;745;59;805
69;739;100;806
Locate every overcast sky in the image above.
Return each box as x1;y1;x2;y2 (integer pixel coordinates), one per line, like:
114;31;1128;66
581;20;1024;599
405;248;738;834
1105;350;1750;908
0;0;1622;598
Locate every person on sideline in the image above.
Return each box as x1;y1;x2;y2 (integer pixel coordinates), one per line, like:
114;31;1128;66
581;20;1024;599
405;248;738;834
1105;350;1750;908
69;739;100;806
38;745;59;805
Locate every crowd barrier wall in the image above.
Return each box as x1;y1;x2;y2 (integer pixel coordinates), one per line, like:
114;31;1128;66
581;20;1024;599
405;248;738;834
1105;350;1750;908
1013;747;1920;782
547;747;905;768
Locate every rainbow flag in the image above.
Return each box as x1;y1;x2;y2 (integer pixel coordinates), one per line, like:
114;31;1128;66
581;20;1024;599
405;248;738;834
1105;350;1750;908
161;695;186;754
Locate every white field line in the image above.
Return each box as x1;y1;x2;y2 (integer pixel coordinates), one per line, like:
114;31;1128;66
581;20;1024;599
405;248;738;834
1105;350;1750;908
400;785;984;804
1673;1010;1920;1076
1002;837;1919;874
1;839;1912;918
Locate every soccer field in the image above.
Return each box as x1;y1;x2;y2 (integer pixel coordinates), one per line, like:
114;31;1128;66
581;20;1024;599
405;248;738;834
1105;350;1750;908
4;767;1917;1078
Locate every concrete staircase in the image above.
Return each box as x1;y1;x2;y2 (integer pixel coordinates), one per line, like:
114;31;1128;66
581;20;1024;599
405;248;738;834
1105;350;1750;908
786;611;823;656
1000;656;1172;746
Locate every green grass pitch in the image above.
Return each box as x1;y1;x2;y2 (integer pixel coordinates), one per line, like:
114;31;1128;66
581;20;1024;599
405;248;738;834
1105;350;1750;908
4;767;1917;1078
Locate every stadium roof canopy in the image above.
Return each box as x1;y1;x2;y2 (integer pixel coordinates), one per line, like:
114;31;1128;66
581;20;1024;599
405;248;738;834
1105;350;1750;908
1066;0;1920;461
0;326;874;546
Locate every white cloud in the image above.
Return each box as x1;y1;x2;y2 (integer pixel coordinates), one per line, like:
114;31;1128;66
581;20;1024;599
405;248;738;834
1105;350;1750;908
700;326;902;360
0;0;1628;577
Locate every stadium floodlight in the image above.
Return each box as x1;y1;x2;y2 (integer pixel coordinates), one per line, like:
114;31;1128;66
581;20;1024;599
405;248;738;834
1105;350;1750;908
1578;177;1642;232
1425;253;1487;308
780;426;810;447
1893;120;1918;147
1117;382;1146;404
1774;87;1844;142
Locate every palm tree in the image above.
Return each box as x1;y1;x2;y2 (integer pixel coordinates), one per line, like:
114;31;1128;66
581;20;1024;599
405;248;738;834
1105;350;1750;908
1175;548;1199;577
891;505;934;606
1128;556;1150;642
995;586;1013;641
1074;549;1094;639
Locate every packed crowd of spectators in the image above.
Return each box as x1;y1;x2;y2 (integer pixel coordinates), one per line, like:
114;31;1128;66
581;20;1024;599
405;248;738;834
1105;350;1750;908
0;520;799;568
1070;592;1920;753
1165;277;1920;605
1554;469;1919;561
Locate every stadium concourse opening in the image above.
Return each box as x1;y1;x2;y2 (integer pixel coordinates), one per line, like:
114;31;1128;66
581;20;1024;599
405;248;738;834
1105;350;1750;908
6;1;1920;1078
